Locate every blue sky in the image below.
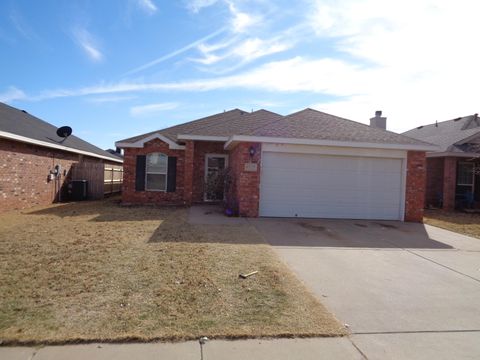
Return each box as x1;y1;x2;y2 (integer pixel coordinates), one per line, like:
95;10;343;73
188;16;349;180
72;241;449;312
1;0;479;149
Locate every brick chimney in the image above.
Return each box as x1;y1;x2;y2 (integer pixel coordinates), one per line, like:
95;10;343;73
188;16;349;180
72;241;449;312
370;110;387;130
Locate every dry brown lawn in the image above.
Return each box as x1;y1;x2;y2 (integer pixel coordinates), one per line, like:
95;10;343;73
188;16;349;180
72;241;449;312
424;210;480;239
0;197;345;345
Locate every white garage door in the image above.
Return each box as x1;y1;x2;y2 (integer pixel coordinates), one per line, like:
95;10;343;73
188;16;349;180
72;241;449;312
259;152;404;220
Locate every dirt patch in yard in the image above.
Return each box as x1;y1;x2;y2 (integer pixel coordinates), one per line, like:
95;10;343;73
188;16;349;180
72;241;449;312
424;210;480;239
0;198;345;345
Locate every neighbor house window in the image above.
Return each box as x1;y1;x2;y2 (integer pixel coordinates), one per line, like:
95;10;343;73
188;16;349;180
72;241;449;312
146;153;168;191
457;162;474;186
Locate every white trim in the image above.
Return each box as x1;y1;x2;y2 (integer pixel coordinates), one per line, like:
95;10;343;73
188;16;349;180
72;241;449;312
225;135;438;152
145;153;168;192
0;130;123;163
177;134;229;141
427;151;480;158
115;132;185;150
400;157;406;221
204;153;229;201
262;143;407;159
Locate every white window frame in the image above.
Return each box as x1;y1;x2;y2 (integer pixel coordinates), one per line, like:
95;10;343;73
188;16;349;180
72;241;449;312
457;162;475;186
145;153;168;192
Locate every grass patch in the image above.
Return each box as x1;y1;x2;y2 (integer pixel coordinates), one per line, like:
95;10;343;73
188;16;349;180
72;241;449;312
424;210;480;239
0;198;345;345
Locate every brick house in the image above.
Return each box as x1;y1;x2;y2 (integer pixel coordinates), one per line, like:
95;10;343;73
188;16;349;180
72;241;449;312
116;109;435;222
0;102;123;213
403;114;480;210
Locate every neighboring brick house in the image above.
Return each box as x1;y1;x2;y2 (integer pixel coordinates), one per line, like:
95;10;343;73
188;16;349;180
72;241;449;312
403;114;480;210
0;102;123;213
116;109;435;222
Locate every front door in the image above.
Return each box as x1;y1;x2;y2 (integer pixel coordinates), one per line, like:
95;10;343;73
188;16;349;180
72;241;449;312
204;154;228;201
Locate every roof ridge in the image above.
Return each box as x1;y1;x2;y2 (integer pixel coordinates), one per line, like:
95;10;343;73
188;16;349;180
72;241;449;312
243;109;285;135
117;108;247;143
303;108;437;146
162;108;247;134
407;114;477;132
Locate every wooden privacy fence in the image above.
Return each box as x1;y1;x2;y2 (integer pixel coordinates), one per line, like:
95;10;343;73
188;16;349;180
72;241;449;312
104;166;123;195
71;162;123;199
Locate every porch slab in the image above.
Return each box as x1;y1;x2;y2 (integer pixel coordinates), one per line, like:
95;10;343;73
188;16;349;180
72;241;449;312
188;204;248;225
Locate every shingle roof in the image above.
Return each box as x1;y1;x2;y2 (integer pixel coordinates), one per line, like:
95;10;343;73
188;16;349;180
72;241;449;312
117;107;432;148
0;102;122;162
118;109;283;143
402;114;480;153
251;108;427;145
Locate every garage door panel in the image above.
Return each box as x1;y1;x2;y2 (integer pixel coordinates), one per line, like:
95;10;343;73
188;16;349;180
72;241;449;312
259;152;404;220
260;188;402;203
261;179;402;193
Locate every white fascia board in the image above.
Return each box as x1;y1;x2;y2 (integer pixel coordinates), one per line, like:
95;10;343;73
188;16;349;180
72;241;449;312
115;132;185;150
427;151;480;158
177;134;229;141
0;130;123;163
224;135;439;152
262;143;407;159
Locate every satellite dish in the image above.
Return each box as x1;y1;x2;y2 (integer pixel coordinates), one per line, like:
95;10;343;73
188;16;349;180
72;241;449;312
56;126;72;139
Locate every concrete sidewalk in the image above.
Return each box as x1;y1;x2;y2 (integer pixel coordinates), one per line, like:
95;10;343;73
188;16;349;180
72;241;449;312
0;337;363;360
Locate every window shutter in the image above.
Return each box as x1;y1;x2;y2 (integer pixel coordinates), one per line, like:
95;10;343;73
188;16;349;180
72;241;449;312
167;156;177;192
135;155;146;191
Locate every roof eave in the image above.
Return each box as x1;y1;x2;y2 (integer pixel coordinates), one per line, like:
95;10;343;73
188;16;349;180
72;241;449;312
0;130;123;163
115;132;185;150
177;134;229;141
427;151;480;158
224;135;439;152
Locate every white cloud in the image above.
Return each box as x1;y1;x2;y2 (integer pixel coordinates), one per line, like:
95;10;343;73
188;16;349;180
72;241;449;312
31;57;364;100
226;1;259;33
9;9;38;40
72;27;104;62
86;95;137;103
234;37;290;61
0;86;26;103
130;102;180;116
192;36;291;68
124;27;226;75
187;0;220;13
137;0;158;14
304;0;480;131
24;0;480;133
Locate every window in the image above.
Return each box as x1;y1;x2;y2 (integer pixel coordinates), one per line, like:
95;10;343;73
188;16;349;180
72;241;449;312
457;162;474;186
146;153;168;191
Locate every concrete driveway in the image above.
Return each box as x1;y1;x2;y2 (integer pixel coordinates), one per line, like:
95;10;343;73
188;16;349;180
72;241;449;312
253;218;480;360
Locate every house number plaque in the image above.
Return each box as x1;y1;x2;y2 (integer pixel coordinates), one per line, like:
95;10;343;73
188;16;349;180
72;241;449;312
244;162;258;172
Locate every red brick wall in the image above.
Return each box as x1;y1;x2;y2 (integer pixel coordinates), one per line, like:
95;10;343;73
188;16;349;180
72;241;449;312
425;157;444;208
192;141;228;203
443;157;457;211
122;138;186;205
405;151;426;222
226;142;261;217
0;138;100;213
